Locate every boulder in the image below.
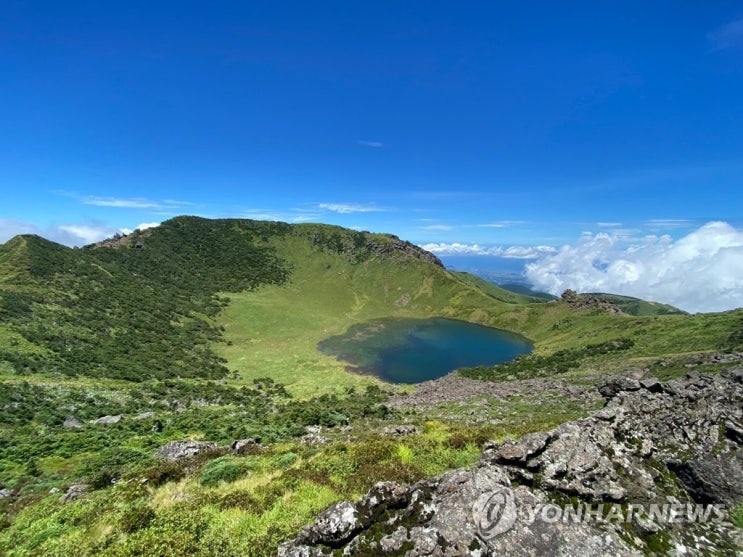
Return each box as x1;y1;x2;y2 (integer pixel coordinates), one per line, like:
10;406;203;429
134;411;156;420
0;488;16;499
667;451;743;506
231;438;261;454
60;484;89;504
382;425;419;436
154;440;217;461
90;414;124;425
598;377;641;399
301;433;330;445
63;416;84;429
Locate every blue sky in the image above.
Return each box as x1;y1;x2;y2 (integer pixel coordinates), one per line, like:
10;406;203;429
2;2;743;310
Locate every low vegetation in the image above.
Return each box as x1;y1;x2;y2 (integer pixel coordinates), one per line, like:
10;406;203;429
459;338;636;381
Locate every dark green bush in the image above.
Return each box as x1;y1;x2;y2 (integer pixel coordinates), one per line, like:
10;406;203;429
199;456;249;487
120;503;155;533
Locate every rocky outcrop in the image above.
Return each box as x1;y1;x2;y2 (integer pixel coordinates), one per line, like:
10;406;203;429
90;414;124;425
62;415;84;429
383;425;420;436
388;373;597;413
280;370;743;556
561;289;624;314
154;440;217;461
60;484;89;504
365;236;444;268
231;438;261;454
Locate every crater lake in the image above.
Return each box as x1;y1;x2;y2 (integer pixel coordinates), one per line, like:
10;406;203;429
317;317;532;384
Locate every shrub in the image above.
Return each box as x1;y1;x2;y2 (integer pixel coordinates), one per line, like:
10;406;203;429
199;456;249;487
731;503;743;529
120;503;155;533
145;460;186;486
276;452;298;469
396;444;414;464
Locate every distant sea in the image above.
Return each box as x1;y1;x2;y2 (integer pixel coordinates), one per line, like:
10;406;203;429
439;255;533;286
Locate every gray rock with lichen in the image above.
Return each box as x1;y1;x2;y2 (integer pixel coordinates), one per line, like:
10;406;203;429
154;440;216;461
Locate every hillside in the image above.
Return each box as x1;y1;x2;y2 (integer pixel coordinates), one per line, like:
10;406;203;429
0;216;741;555
585;292;687;316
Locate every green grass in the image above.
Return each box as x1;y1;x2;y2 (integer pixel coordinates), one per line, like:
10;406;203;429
585;292;687;316
215;233;545;396
0;424;489;557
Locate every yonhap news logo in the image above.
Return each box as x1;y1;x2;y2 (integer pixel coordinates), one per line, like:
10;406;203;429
472;487;725;540
472;488;518;539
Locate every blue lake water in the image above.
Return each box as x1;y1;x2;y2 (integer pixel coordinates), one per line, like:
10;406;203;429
317;317;532;384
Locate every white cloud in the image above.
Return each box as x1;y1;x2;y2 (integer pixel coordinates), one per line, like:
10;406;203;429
501;245;558;259
419;224;455;231
422;242;556;259
0;218;38;240
317;202;388;214
81;196;161;209
709;18;743;51
644;218;695;229
358;140;383;148
241;209;321;223
596;222;623;228
56;191;193;211
472;221;525;228
120;222;161;235
0;219;162;247
526;221;743;313
57;224;117;244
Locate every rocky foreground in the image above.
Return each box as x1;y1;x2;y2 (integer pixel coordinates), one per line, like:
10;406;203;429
280;370;743;556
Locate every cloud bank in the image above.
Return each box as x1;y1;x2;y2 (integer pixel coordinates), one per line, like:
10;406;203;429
318;202;388;214
422;242;557;259
0;219;160;247
526;221;743;313
708;17;743;51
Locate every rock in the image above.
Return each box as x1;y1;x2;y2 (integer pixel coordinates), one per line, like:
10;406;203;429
382;425;419;436
301;433;330;445
487;432;552;465
561;290;624;314
725;420;743;444
598;377;641;399
90;414;124;425
639;378;663;393
231;438;261;454
493;440;526;463
60;484;89;504
305;425;322;435
63;416;84;429
666;451;743;506
48;487;60;494
0;488;16;499
154;440;217;461
297;501;360;546
134;411;156;420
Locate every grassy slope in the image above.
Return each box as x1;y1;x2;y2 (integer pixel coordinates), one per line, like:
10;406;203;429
586;292;687;316
217;233;548;396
